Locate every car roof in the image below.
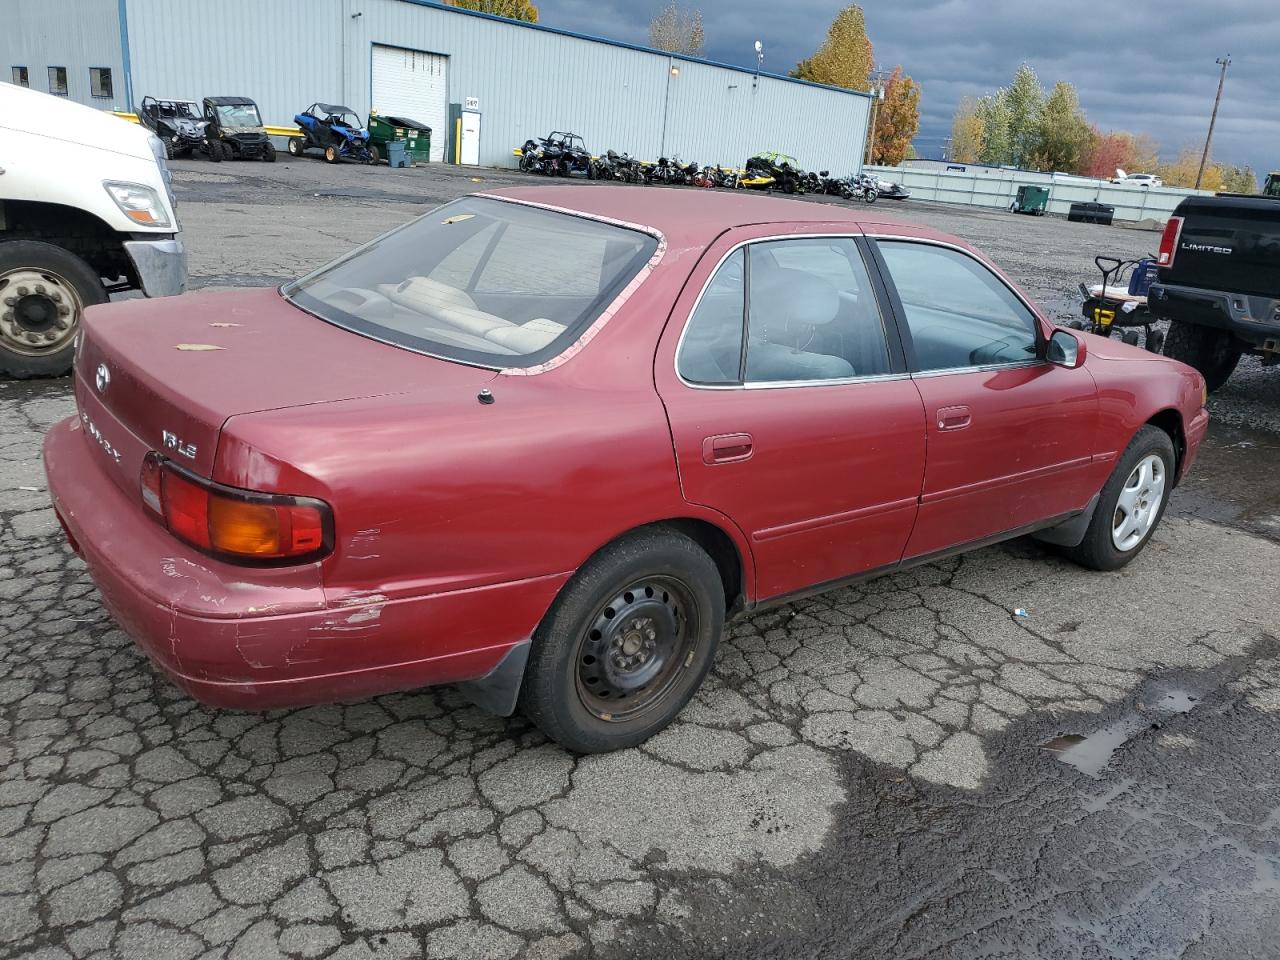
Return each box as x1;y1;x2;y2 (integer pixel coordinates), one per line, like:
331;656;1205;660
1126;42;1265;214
478;185;927;252
318;103;356;114
205;96;256;106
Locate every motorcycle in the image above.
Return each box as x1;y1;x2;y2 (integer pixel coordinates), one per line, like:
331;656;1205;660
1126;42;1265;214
849;173;879;203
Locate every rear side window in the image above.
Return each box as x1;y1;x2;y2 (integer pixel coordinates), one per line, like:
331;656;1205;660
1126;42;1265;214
678;250;745;385
286;198;658;369
677;238;891;385
877;241;1039;371
746;239;889;382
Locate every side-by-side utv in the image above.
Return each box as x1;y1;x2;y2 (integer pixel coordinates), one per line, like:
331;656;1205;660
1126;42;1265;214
202;96;276;162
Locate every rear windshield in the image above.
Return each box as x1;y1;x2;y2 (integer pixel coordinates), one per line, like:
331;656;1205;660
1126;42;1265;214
285;197;658;369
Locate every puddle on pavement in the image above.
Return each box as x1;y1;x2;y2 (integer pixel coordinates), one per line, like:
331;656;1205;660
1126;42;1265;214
1042;688;1200;778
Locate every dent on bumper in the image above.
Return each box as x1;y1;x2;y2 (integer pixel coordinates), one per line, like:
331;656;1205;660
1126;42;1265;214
124;235;188;298
43;415;565;711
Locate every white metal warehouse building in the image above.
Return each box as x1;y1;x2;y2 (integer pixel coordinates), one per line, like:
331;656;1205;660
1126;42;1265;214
1;0;871;172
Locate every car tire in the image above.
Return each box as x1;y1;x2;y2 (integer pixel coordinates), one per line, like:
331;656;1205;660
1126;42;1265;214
263;141;277;163
324;145;340;164
519;529;724;753
1059;425;1176;572
164;140;175;161
205;140;222;163
368;144;380;165
288;137;304;158
0;240;106;379
220;142;235;161
1162;320;1240;392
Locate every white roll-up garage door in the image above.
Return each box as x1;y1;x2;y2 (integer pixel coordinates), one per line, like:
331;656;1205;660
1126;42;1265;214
371;44;449;163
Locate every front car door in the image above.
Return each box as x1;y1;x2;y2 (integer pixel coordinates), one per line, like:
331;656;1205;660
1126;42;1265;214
866;229;1101;559
654;227;927;602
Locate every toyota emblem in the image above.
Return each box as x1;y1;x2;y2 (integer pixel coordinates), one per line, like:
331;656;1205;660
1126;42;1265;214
95;363;110;393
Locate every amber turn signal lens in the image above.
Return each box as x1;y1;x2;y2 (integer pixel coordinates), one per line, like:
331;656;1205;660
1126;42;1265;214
140;453;332;565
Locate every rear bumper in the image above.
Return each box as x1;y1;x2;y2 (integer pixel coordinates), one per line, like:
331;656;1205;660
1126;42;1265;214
43;415;566;710
1149;283;1280;348
124;235;187;299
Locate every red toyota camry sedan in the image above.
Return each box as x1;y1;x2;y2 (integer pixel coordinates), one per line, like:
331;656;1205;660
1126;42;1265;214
45;187;1208;752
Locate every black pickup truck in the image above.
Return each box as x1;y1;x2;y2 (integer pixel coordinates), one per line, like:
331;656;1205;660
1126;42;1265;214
1149;194;1280;391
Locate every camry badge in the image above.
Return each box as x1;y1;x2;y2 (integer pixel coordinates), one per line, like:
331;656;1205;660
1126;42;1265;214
95;363;110;393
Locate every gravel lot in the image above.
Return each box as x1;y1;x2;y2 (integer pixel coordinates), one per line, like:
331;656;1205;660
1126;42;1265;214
2;159;1279;960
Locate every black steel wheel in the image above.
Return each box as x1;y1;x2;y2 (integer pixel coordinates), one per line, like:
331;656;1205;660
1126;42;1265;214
520;529;724;753
574;577;697;722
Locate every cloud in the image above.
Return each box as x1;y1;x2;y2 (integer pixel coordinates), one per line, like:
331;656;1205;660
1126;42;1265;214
536;0;1279;175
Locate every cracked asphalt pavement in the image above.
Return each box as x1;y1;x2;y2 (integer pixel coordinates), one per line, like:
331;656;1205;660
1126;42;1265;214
2;160;1279;960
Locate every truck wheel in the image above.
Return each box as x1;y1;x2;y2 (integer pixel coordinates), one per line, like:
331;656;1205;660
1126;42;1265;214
0;241;105;379
519;529;724;753
288;138;304;158
1059;425;1175;571
368;145;380;165
263;142;277;163
164;140;175;161
205;140;222;163
324;145;340;164
220;142;235;161
1163;320;1241;392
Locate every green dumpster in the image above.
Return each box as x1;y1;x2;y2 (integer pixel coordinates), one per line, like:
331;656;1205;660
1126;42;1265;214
1012;184;1050;216
368;112;432;165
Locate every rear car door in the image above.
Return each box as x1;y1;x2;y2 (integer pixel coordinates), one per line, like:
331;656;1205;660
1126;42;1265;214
868;231;1100;559
655;228;926;602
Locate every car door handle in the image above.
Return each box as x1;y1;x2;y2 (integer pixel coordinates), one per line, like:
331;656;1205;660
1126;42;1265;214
936;405;972;431
702;433;754;464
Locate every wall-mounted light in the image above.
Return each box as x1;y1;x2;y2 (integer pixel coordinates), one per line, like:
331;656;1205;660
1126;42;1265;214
670;65;680;77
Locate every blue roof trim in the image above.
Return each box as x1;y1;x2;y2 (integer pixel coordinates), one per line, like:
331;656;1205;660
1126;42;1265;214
395;0;872;100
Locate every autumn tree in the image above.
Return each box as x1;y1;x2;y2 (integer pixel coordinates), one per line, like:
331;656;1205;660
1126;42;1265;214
1002;63;1044;166
1081;130;1162;179
648;3;704;56
1027;82;1093;172
975;94;1012;166
870;66;920;165
1219;164;1258;194
791;4;873;92
443;0;538;21
1160;147;1223;190
949;97;985;163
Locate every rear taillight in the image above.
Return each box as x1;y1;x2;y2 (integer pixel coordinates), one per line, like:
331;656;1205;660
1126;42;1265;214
1157;216;1183;267
140;453;332;565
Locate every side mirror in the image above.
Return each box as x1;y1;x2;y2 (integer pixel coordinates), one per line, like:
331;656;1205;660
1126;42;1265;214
1047;329;1086;369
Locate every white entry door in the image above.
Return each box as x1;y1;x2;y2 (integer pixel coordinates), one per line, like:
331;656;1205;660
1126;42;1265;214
371;43;448;163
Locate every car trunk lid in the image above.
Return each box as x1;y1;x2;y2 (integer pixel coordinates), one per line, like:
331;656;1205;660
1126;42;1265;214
74;287;496;499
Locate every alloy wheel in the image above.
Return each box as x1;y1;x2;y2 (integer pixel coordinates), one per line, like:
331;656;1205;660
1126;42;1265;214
1112;453;1166;551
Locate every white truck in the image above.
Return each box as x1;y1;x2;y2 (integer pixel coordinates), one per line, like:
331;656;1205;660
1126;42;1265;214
0;82;186;378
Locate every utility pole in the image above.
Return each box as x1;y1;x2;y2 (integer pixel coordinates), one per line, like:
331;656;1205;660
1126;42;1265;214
864;68;887;166
1195;55;1230;190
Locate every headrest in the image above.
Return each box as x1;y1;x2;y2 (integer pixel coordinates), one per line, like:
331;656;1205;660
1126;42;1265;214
751;267;840;340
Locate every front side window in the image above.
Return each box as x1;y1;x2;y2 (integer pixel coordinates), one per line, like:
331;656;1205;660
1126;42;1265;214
286;197;658;369
677;238;892;385
877;241;1039;371
89;67;112;98
11;67;28;87
48;66;67;96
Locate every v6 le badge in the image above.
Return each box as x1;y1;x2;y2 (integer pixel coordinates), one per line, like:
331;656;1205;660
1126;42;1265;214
162;430;197;459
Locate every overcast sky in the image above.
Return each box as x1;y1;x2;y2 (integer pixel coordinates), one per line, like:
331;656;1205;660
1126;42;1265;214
534;0;1279;176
